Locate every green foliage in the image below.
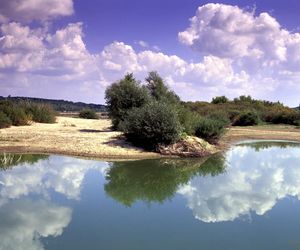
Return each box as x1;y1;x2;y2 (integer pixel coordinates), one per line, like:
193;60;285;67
195;118;225;143
0;96;106;112
0;100;56;128
79;109;98;119
105;73;150;129
211;96;229;104
233;110;260;126
105;157;226;206
0;101;29;126
23;102;56;123
146;71;180;104
0;153;49;170
123;102;182;149
176;105;200;135
0;111;12;128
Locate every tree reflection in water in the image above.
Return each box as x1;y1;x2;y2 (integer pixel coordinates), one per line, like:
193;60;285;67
104;154;226;206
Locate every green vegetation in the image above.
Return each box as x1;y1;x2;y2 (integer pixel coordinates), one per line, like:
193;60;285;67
105;72;227;149
0;153;49;170
0;100;56;128
123;102;181;149
233;110;260;126
105;155;226;206
105;73;150;129
195;118;226;143
186;95;300;127
0;96;106;112
79;109;98;119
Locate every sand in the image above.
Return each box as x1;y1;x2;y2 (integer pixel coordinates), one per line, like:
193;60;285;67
1;117;300;159
0;116;159;159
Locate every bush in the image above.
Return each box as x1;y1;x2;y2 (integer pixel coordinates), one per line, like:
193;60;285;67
176;106;200;135
207;111;231;126
195;118;225;143
0;111;12;128
105;73;150;129
24;102;56;123
264;109;300;125
79;109;98;119
211;96;229;104
233;110;260;126
123;102;182;149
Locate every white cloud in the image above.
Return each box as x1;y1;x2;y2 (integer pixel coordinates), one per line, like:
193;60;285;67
0;0;74;23
178;144;300;223
2;4;300;105
0;199;72;250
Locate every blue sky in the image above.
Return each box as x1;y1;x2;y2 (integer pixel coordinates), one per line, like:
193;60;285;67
1;0;300;106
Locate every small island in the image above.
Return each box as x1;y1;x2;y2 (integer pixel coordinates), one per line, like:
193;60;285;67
1;72;300;159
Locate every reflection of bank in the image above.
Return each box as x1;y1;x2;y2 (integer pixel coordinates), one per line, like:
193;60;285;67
178;142;300;223
104;155;226;206
0;155;108;250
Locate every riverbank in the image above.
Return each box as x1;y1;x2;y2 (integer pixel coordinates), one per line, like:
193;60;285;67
0;117;159;159
0;117;300;159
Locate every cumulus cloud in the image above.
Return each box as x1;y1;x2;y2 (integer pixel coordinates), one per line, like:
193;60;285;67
0;199;72;250
0;0;74;23
0;155;108;203
2;3;300;105
178;144;300;223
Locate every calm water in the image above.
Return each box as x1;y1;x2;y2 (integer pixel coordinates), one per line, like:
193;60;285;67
1;141;300;250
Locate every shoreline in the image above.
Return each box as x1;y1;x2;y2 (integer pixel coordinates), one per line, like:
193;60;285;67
1;117;300;160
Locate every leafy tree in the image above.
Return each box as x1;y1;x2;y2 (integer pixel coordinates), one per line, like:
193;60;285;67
211;96;229;104
105;73;150;129
146;71;180;104
79;109;98;119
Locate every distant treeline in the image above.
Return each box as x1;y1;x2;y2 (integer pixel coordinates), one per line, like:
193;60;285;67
0;96;107;112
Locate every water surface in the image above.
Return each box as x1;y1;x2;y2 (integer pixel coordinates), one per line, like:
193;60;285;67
1;141;300;250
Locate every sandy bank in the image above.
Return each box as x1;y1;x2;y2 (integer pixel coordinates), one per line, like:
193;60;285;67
1;118;300;159
0;116;159;159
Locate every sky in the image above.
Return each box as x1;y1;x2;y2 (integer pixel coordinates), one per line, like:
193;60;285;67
0;0;300;106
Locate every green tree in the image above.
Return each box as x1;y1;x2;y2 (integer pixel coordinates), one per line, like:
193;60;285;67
145;71;180;104
211;96;229;104
105;73;150;129
123;101;182;149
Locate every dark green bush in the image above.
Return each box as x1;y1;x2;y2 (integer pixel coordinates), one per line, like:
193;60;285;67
195;118;225;143
123;102;182;149
105;73;150;130
208;111;231;126
176;106;200;135
0;111;12;128
233;110;260;126
211;96;229;104
24;102;56;123
264;109;300;125
79;109;98;119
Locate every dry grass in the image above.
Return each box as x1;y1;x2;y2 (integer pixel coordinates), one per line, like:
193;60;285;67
1;118;300;159
0;116;159;159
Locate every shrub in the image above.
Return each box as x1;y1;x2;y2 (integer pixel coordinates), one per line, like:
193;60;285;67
233;110;260;126
176;106;200;135
123;102;182;149
79;109;98;119
24;102;56;123
105;73;150;130
195;118;225;143
5;105;29;126
0;111;12;128
146;71;180;104
211;96;229;104
207;111;231;126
